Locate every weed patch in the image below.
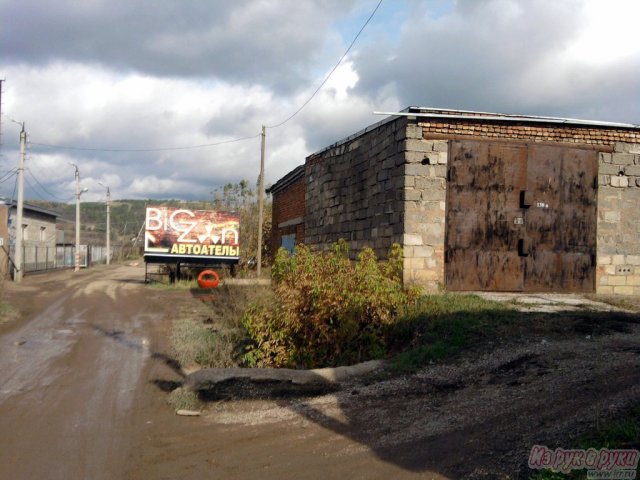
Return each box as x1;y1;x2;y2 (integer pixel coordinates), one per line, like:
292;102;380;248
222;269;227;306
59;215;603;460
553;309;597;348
169;283;270;369
0;301;18;325
388;293;513;374
242;241;419;368
167;387;201;412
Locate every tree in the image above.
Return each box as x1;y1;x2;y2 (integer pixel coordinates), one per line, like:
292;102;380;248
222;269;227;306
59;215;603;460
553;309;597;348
211;179;271;268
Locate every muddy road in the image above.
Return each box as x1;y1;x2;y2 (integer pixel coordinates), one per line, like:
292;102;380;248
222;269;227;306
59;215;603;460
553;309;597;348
0;265;163;479
1;264;639;479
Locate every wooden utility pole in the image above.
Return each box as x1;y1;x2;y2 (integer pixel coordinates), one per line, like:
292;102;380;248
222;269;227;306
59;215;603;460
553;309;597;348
257;125;266;277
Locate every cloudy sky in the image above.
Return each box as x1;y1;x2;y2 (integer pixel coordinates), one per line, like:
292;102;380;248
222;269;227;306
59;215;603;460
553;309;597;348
1;0;639;203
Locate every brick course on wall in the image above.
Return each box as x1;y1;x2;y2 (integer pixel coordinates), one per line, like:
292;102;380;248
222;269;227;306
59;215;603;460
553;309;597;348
419;118;639;146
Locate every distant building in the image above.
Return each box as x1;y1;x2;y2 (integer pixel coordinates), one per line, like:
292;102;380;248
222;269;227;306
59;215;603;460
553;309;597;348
270;107;640;295
0;200;59;277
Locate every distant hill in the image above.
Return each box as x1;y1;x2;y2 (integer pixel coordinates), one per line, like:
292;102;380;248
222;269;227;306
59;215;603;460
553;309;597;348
28;199;218;246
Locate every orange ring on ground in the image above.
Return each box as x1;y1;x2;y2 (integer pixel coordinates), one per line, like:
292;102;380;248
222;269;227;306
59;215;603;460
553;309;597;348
197;269;220;289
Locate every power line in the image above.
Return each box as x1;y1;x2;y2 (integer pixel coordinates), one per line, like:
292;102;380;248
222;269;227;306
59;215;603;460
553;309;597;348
26;167;70;201
28;133;261;153
11;172;17;202
0;168;17;183
266;0;383;129
24;174;45;200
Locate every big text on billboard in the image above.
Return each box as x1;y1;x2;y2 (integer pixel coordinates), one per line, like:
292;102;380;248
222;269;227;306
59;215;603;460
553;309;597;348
144;207;240;261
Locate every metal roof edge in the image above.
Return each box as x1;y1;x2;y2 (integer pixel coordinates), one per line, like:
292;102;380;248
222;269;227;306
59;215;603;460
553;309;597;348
376;108;640;129
266;164;305;195
307;114;407;159
2;200;61;217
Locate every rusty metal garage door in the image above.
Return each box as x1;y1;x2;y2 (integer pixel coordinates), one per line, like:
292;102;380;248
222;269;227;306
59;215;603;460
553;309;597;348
445;140;597;292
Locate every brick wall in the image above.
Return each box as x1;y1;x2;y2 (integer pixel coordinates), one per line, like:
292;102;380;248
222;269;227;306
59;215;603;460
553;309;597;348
271;176;305;254
305;117;407;259
420;117;639;146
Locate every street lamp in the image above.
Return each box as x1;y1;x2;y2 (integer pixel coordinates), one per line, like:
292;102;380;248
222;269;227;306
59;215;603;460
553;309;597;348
98;182;111;265
70;163;88;271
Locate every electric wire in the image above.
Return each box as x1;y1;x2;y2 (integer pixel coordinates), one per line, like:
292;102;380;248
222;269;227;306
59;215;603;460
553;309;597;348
0;168;17;183
266;0;383;129
11;173;17;202
24;174;44;200
21;0;383;152
26;167;70;202
28;133;261;153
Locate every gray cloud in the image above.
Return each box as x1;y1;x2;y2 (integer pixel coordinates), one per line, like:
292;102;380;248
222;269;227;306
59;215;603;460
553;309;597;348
3;0;640;204
352;0;640;124
0;0;355;92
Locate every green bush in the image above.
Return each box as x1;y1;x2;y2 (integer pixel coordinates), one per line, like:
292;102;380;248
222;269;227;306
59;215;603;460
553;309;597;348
242;241;419;368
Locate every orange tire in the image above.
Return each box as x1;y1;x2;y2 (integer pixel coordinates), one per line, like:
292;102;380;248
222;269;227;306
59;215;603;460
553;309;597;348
197;269;220;289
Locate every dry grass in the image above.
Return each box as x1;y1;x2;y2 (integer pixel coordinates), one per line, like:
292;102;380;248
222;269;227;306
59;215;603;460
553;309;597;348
169;283;271;369
167;387;201;412
585;293;640;312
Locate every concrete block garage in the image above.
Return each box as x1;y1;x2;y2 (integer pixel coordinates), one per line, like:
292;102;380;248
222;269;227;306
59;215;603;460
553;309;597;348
269;108;640;295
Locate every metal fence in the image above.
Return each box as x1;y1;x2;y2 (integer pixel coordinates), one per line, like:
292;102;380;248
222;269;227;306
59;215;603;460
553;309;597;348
4;245;121;276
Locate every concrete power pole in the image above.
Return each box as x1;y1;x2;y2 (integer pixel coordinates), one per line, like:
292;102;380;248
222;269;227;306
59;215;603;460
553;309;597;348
99;182;111;265
71;164;88;272
257;125;266;277
14;124;25;282
106;186;110;265
74;165;80;272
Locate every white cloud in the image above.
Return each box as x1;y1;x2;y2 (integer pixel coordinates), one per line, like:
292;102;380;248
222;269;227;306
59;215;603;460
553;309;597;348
565;0;640;65
2;0;639;204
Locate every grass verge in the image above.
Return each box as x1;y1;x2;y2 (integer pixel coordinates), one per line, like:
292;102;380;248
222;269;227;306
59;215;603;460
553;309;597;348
388;293;514;374
169;283;271;369
0;301;19;325
529;404;640;479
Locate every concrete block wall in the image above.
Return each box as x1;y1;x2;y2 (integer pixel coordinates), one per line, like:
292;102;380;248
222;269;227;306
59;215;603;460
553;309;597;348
596;142;640;295
402;123;448;291
305;117;407;259
0;205;8;278
280;109;640;295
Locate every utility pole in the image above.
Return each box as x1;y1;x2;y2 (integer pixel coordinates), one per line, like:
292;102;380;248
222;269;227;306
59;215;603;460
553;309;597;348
0;79;4;151
71;164;88;272
257;125;266;277
74;165;80;272
99;182;111;265
14;123;25;282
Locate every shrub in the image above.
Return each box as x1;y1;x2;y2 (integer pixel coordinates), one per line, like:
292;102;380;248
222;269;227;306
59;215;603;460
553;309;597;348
242;241;419;368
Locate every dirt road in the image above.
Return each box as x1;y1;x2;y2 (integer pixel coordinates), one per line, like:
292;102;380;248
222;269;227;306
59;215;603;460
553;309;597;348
1;264;639;479
0;265;165;479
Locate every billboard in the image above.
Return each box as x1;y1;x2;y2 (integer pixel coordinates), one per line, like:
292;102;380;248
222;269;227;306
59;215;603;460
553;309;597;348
144;207;239;262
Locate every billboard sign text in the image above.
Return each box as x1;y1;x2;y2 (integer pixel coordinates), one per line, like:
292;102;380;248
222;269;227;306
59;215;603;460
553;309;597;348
144;207;240;262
